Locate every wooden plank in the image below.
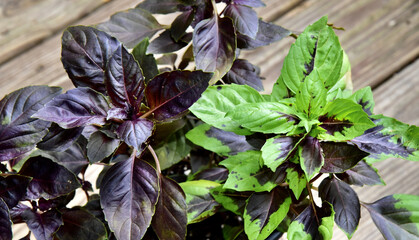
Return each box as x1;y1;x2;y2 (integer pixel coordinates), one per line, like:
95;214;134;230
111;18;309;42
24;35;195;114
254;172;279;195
0;0;107;65
241;0;419;92
332;59;419;240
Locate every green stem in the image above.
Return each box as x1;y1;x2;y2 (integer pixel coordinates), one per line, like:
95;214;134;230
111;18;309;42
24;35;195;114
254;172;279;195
148;145;161;173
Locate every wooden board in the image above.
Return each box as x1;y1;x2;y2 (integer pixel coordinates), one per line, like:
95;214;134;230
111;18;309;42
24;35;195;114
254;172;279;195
0;0;107;65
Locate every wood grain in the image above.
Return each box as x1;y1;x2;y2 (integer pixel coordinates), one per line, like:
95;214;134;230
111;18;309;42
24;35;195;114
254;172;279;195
0;0;107;65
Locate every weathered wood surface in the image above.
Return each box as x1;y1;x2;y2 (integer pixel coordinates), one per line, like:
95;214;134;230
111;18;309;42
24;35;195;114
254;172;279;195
2;0;418;239
0;0;107;65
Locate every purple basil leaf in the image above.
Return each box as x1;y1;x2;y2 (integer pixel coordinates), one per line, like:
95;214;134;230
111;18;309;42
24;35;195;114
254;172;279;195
136;0;186;14
54;208;107;240
0;198;12;240
100;155;159;240
244;187;291;239
193;15;236;82
87;131;120;163
224;4;258;38
191;0;214;27
61;26;121;93
234;0;265;7
97;8;162;48
107;107;128;121
38;137;89;175
33;88;110;129
116;118;153;152
22;209;63;240
171;9;195;41
351;116;417;162
237;19;291;49
319;176;360;238
222;59;263;91
320;142;368;173
148;30;188;54
0;86;61;162
145;70;212;121
363;194;419;239
210;185;251;216
132;38;159;83
37;124;83;152
18;157;81;200
151;175;187;240
300;136;324;179
288;203;334;239
106;45;145;110
38;191;76;211
0;175;31;209
192;167;229;182
9;203;30;224
336;160;384;187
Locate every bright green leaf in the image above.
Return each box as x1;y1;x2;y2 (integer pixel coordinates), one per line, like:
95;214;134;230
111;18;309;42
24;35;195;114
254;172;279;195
189;84;264;135
286;167;307;199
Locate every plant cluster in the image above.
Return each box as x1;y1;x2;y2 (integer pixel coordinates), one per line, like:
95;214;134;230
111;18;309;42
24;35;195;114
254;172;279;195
0;0;418;240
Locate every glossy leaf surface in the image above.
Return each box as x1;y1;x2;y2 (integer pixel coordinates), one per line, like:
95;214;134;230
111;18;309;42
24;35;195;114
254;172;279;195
61;26;121;92
22;209;63;240
363;194;419;240
151;175;187;240
352;115;419;162
210;186;250;216
287;204;334;240
0;86;61;161
33;88;110;129
319;177;360;238
227;102;297;134
221;151;287;192
277;16;342;96
100;156;159;240
186;124;261;157
336;160;384;187
148;30;188;54
37;124;83;152
155;126;192;170
105;45;145;109
132;38;159;82
87;131;120;163
318;99;375;141
19;157;81;200
54;209;107;240
190;84;264;135
299;136;324;179
116;118;153;152
320;142;368;173
179;180;220;224
171;9;195;41
97;8;162;48
261;136;296;171
244;187;291;240
145;70;212;121
136;0;184;14
224;4;258;38
192;167;229;182
237;19;290;49
193;15;236;83
0;175;31;208
38;138;89;175
0;199;12;240
223;59;263;91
